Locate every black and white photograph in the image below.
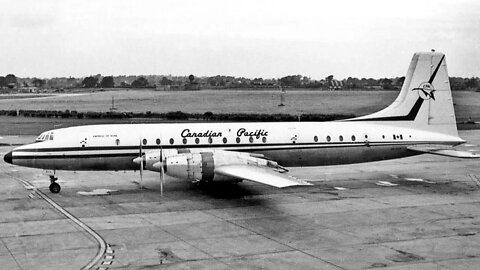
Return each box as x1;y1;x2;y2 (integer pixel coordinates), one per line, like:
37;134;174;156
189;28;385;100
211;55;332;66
0;0;479;269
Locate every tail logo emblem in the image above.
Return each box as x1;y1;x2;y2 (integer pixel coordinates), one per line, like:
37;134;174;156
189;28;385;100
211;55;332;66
412;82;436;100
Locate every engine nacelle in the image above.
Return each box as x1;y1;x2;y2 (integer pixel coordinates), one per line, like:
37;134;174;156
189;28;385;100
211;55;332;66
142;149;186;172
164;151;270;183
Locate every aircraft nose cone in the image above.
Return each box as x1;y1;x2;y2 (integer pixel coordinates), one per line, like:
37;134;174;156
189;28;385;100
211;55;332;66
4;151;12;164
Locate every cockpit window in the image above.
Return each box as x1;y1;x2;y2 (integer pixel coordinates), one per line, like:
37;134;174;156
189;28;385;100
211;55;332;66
36;132;54;142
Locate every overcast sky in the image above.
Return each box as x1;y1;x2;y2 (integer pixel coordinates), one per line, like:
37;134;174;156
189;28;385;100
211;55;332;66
1;0;479;79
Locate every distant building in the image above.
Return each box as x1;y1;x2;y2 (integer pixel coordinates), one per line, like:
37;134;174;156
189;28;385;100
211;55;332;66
18;86;39;93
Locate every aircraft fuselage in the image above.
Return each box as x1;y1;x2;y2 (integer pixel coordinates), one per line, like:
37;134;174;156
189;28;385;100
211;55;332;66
7;121;463;171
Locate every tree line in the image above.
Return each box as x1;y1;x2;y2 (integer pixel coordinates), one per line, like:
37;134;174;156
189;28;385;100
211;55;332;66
1;73;479;91
0;109;355;122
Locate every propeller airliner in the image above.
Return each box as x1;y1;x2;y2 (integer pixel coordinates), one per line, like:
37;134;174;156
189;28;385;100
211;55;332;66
4;52;479;194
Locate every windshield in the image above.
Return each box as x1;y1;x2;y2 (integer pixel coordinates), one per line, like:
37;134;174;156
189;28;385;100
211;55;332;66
35;131;54;142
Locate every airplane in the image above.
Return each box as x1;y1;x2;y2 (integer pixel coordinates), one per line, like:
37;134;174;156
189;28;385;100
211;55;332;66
4;52;479;194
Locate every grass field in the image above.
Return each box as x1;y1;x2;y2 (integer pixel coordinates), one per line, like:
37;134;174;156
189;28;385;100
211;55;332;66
1;89;479;135
0;89;398;115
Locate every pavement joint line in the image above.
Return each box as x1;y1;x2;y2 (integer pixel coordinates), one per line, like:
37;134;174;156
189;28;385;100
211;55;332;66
468;174;480;187
377;243;480;265
213;212;347;270
134;210;221;265
0;238;23;270
1;169;110;270
159;224;221;264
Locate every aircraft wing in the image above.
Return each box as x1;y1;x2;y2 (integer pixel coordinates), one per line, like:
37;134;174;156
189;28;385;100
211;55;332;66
407;145;480;158
215;165;312;188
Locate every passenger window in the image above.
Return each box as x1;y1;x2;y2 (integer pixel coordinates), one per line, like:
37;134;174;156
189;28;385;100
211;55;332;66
156;138;161;145
236;137;240;143
208;137;213;144
169;138;174;144
262;137;267;143
223;137;227;144
249;136;254;143
400;135;403;140
393;135;396;140
115;139;120;145
351;135;356;141
382;135;385;139
143;138;147;145
339;136;343;142
195;138;200;144
182;138;187;144
327;136;331;142
314;136;318;142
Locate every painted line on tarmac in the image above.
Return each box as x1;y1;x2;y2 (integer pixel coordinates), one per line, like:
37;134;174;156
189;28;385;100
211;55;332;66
97;244;115;269
3;169;111;270
404;177;435;184
376;181;398;187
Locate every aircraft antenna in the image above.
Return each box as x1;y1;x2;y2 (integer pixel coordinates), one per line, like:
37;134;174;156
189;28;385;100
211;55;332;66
278;84;286;107
110;96;117;111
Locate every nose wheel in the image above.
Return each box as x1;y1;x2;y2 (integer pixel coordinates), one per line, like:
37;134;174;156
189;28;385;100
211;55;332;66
49;176;61;193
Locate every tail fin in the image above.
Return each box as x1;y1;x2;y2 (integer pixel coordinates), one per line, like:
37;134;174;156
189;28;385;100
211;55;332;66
351;52;458;137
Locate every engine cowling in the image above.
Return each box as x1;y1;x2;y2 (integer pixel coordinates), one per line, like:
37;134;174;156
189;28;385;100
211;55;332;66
142;149;186;172
163;150;270;183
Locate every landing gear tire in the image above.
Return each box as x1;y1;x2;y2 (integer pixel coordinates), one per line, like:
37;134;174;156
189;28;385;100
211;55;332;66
49;182;61;193
49;175;61;193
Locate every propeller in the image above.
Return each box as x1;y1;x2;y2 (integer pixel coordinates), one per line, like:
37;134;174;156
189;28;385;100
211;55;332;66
133;138;166;196
159;144;164;196
132;139;144;189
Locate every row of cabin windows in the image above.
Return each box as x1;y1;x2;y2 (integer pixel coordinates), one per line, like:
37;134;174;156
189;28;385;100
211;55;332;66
137;133;409;146
140;136;268;145
313;134;408;142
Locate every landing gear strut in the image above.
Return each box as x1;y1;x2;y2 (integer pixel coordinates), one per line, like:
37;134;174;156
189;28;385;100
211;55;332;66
49;175;61;193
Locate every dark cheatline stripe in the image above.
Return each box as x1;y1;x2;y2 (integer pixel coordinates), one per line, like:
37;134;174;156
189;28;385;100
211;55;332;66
13;153;137;159
13;140;417;154
348;97;424;122
15;142;356;153
11;141;444;160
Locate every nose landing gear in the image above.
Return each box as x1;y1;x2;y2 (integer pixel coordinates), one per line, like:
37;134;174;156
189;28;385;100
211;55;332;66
49;175;61;193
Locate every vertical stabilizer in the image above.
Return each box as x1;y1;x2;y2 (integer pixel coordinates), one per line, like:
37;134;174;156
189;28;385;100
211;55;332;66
350;52;458;137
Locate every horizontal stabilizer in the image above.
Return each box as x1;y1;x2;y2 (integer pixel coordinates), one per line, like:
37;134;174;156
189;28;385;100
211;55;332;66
407;145;480;158
215;165;312;188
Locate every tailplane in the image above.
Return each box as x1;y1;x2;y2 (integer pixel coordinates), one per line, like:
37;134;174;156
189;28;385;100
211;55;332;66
350;52;458;137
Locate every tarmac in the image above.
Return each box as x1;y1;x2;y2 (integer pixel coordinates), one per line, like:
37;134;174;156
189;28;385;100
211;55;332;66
0;130;479;270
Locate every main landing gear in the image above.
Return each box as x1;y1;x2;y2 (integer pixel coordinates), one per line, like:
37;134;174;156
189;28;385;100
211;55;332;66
49;175;61;193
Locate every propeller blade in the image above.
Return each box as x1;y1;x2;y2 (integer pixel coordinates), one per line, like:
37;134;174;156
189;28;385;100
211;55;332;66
160;145;164;196
139;139;143;190
140;156;143;190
